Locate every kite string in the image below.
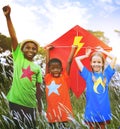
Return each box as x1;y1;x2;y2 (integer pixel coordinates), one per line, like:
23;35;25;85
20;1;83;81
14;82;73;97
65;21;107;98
52;46;112;50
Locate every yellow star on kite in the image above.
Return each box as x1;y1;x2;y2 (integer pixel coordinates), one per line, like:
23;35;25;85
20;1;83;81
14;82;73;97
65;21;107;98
73;36;84;56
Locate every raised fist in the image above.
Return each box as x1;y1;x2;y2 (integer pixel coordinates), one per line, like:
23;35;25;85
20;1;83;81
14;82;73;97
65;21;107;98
3;5;11;17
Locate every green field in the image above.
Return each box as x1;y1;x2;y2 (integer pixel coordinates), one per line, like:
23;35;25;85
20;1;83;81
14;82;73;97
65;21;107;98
0;77;120;129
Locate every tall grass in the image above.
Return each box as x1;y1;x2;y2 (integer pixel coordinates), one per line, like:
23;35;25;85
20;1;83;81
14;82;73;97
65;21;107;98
0;80;120;129
0;60;120;129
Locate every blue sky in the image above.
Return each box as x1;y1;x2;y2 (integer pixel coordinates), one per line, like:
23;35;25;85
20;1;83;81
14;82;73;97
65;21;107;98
0;0;120;63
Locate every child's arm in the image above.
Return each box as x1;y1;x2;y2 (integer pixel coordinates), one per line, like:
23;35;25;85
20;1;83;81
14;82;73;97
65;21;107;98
3;5;18;51
45;45;54;74
36;82;42;114
66;45;77;75
95;46;117;69
75;48;92;72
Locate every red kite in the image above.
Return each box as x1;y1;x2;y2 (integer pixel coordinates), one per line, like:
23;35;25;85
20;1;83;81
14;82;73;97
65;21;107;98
45;25;112;98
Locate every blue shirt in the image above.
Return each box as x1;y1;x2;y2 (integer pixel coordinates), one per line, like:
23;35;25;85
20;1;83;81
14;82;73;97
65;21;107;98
79;65;115;122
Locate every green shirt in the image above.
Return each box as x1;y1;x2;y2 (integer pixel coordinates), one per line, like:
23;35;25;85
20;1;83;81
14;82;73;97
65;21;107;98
7;45;43;108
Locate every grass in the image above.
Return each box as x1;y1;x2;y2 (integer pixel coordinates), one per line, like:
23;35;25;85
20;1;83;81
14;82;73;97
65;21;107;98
0;66;120;129
0;81;120;129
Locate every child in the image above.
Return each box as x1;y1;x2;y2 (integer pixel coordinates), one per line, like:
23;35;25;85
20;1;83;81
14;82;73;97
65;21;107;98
44;45;77;128
75;46;117;129
3;5;43;128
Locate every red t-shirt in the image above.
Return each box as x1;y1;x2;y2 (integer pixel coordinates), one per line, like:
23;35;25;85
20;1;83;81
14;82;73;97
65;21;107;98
44;71;73;123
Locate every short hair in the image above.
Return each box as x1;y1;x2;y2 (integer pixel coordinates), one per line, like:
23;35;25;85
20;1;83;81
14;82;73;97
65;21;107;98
48;58;62;68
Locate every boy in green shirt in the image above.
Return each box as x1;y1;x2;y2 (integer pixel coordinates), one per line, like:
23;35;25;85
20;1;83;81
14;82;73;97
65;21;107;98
3;5;43;129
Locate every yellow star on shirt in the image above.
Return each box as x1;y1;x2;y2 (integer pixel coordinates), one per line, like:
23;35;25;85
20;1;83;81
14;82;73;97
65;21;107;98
47;80;61;96
21;65;35;81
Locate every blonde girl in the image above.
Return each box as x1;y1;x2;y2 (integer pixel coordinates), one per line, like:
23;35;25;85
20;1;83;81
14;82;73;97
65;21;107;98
75;47;116;129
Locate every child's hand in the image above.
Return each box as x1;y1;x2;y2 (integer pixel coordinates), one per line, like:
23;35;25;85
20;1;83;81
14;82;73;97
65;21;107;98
85;47;92;57
72;45;78;48
95;46;104;52
46;45;54;50
38;105;42;114
2;5;11;17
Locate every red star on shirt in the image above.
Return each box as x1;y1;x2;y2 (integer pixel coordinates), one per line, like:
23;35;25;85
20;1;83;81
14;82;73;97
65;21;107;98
21;65;35;81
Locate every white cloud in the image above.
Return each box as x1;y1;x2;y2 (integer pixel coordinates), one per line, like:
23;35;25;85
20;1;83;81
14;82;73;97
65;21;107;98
0;0;119;64
115;0;120;5
104;30;120;65
98;0;112;3
0;0;90;46
36;0;90;43
92;0;118;17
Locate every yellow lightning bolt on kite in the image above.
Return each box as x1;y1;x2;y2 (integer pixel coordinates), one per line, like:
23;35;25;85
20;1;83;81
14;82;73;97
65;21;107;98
73;36;84;56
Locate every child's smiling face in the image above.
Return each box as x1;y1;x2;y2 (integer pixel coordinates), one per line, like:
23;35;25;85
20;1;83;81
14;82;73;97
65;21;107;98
91;55;103;73
22;42;38;61
49;62;63;78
